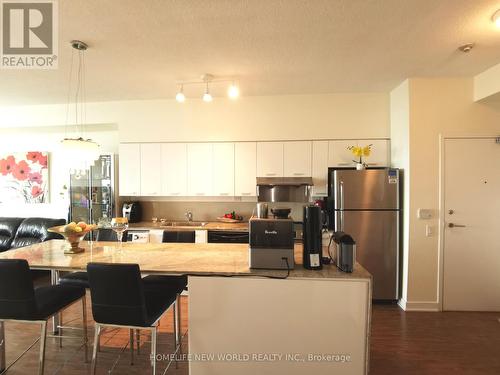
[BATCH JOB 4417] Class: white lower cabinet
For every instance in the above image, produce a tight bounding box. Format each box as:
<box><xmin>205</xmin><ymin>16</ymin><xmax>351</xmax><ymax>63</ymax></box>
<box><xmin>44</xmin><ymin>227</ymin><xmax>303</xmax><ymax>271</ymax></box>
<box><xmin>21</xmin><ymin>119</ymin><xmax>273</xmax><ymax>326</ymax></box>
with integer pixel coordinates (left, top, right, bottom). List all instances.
<box><xmin>188</xmin><ymin>143</ymin><xmax>213</xmax><ymax>196</ymax></box>
<box><xmin>118</xmin><ymin>143</ymin><xmax>141</xmax><ymax>196</ymax></box>
<box><xmin>312</xmin><ymin>140</ymin><xmax>329</xmax><ymax>196</ymax></box>
<box><xmin>161</xmin><ymin>143</ymin><xmax>187</xmax><ymax>196</ymax></box>
<box><xmin>140</xmin><ymin>143</ymin><xmax>161</xmax><ymax>196</ymax></box>
<box><xmin>234</xmin><ymin>142</ymin><xmax>257</xmax><ymax>196</ymax></box>
<box><xmin>212</xmin><ymin>143</ymin><xmax>235</xmax><ymax>197</ymax></box>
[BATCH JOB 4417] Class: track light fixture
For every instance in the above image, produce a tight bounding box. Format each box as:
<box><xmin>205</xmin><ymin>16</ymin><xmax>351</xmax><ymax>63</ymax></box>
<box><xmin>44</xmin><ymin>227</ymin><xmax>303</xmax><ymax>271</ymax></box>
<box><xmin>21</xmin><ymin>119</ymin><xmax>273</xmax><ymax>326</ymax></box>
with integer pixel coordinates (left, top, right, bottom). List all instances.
<box><xmin>175</xmin><ymin>74</ymin><xmax>240</xmax><ymax>102</ymax></box>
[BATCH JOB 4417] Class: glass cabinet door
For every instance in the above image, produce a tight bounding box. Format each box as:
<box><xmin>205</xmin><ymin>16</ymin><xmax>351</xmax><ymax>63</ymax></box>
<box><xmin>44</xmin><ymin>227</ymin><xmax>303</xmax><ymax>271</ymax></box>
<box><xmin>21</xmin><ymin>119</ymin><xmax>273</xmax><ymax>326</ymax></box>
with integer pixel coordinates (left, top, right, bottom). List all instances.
<box><xmin>70</xmin><ymin>172</ymin><xmax>91</xmax><ymax>224</ymax></box>
<box><xmin>90</xmin><ymin>155</ymin><xmax>113</xmax><ymax>226</ymax></box>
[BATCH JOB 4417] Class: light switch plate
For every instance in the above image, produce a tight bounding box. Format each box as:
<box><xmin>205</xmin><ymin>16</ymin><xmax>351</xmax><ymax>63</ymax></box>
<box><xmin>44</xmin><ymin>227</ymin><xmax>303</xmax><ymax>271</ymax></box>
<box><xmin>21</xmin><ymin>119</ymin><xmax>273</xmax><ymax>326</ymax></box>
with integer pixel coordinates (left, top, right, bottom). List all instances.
<box><xmin>425</xmin><ymin>225</ymin><xmax>433</xmax><ymax>237</ymax></box>
<box><xmin>417</xmin><ymin>208</ymin><xmax>432</xmax><ymax>220</ymax></box>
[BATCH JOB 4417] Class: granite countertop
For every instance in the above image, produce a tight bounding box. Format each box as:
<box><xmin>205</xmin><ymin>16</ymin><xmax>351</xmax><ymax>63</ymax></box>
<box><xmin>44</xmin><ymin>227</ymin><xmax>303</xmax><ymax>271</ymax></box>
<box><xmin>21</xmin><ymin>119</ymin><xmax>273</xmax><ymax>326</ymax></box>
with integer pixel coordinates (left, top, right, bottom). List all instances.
<box><xmin>0</xmin><ymin>240</ymin><xmax>370</xmax><ymax>281</ymax></box>
<box><xmin>129</xmin><ymin>221</ymin><xmax>249</xmax><ymax>232</ymax></box>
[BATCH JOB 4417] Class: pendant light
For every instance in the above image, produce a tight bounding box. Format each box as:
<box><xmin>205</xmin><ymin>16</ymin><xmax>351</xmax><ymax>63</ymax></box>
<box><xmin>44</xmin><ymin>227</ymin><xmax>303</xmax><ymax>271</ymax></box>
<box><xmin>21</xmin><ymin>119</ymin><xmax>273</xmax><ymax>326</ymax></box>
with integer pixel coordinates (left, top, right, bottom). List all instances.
<box><xmin>61</xmin><ymin>40</ymin><xmax>100</xmax><ymax>176</ymax></box>
<box><xmin>175</xmin><ymin>84</ymin><xmax>186</xmax><ymax>102</ymax></box>
<box><xmin>203</xmin><ymin>81</ymin><xmax>213</xmax><ymax>102</ymax></box>
<box><xmin>228</xmin><ymin>81</ymin><xmax>239</xmax><ymax>99</ymax></box>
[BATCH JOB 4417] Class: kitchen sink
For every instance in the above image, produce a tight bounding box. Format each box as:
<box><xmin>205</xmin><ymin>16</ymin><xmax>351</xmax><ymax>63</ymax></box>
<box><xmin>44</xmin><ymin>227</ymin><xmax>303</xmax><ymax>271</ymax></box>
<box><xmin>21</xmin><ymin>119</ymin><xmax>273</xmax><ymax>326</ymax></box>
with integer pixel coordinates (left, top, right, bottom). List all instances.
<box><xmin>161</xmin><ymin>221</ymin><xmax>208</xmax><ymax>227</ymax></box>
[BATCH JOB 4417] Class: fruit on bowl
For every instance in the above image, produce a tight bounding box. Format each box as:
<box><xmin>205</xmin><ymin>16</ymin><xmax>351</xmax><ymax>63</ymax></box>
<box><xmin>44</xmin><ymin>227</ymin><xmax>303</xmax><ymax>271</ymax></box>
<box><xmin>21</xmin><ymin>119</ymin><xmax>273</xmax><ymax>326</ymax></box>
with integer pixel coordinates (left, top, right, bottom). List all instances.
<box><xmin>48</xmin><ymin>222</ymin><xmax>97</xmax><ymax>254</ymax></box>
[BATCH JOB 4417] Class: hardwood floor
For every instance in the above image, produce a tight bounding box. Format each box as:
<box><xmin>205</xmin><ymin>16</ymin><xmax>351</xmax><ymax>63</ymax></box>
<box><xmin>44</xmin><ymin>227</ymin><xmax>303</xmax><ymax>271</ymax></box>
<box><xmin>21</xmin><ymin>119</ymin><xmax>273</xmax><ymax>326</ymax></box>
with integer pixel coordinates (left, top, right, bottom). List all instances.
<box><xmin>2</xmin><ymin>294</ymin><xmax>499</xmax><ymax>374</ymax></box>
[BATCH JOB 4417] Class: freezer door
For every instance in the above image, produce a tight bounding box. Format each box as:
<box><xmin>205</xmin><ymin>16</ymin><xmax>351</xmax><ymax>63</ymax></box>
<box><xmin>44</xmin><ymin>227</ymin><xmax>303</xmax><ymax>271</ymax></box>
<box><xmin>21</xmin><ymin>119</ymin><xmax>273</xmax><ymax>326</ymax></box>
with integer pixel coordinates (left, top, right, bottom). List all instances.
<box><xmin>334</xmin><ymin>169</ymin><xmax>399</xmax><ymax>210</ymax></box>
<box><xmin>338</xmin><ymin>210</ymin><xmax>399</xmax><ymax>300</ymax></box>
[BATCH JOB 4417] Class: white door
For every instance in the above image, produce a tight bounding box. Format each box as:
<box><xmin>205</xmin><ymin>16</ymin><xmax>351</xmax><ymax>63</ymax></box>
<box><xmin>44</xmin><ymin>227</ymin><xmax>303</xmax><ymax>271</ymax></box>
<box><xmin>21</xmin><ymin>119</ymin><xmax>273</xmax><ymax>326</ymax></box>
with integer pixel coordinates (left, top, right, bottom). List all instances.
<box><xmin>283</xmin><ymin>141</ymin><xmax>312</xmax><ymax>177</ymax></box>
<box><xmin>257</xmin><ymin>142</ymin><xmax>284</xmax><ymax>177</ymax></box>
<box><xmin>235</xmin><ymin>142</ymin><xmax>257</xmax><ymax>197</ymax></box>
<box><xmin>187</xmin><ymin>143</ymin><xmax>213</xmax><ymax>196</ymax></box>
<box><xmin>118</xmin><ymin>143</ymin><xmax>141</xmax><ymax>196</ymax></box>
<box><xmin>443</xmin><ymin>137</ymin><xmax>500</xmax><ymax>311</ymax></box>
<box><xmin>212</xmin><ymin>143</ymin><xmax>235</xmax><ymax>197</ymax></box>
<box><xmin>161</xmin><ymin>143</ymin><xmax>187</xmax><ymax>196</ymax></box>
<box><xmin>312</xmin><ymin>140</ymin><xmax>329</xmax><ymax>196</ymax></box>
<box><xmin>140</xmin><ymin>143</ymin><xmax>161</xmax><ymax>196</ymax></box>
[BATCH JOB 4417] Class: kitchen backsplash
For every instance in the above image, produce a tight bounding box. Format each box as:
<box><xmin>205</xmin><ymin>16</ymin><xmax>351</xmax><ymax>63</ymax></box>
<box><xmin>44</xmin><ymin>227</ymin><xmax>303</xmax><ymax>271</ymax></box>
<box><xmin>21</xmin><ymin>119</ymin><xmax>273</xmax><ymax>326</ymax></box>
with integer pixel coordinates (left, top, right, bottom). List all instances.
<box><xmin>138</xmin><ymin>201</ymin><xmax>308</xmax><ymax>222</ymax></box>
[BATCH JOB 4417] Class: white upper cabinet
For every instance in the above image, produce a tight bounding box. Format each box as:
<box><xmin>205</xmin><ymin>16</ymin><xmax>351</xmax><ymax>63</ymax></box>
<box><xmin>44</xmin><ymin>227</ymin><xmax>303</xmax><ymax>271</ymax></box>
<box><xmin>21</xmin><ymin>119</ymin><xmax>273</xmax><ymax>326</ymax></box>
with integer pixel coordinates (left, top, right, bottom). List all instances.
<box><xmin>212</xmin><ymin>143</ymin><xmax>235</xmax><ymax>197</ymax></box>
<box><xmin>234</xmin><ymin>142</ymin><xmax>257</xmax><ymax>196</ymax></box>
<box><xmin>187</xmin><ymin>143</ymin><xmax>213</xmax><ymax>196</ymax></box>
<box><xmin>119</xmin><ymin>143</ymin><xmax>141</xmax><ymax>196</ymax></box>
<box><xmin>257</xmin><ymin>142</ymin><xmax>284</xmax><ymax>177</ymax></box>
<box><xmin>328</xmin><ymin>140</ymin><xmax>356</xmax><ymax>167</ymax></box>
<box><xmin>363</xmin><ymin>139</ymin><xmax>390</xmax><ymax>167</ymax></box>
<box><xmin>311</xmin><ymin>141</ymin><xmax>329</xmax><ymax>196</ymax></box>
<box><xmin>140</xmin><ymin>144</ymin><xmax>162</xmax><ymax>196</ymax></box>
<box><xmin>328</xmin><ymin>139</ymin><xmax>390</xmax><ymax>167</ymax></box>
<box><xmin>161</xmin><ymin>143</ymin><xmax>187</xmax><ymax>196</ymax></box>
<box><xmin>284</xmin><ymin>141</ymin><xmax>312</xmax><ymax>177</ymax></box>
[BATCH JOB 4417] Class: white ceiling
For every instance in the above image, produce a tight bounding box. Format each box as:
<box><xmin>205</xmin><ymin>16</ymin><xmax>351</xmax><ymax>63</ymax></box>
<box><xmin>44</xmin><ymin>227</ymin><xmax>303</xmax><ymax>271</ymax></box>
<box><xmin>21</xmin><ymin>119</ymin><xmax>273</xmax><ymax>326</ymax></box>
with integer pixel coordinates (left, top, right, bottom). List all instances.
<box><xmin>1</xmin><ymin>0</ymin><xmax>500</xmax><ymax>105</ymax></box>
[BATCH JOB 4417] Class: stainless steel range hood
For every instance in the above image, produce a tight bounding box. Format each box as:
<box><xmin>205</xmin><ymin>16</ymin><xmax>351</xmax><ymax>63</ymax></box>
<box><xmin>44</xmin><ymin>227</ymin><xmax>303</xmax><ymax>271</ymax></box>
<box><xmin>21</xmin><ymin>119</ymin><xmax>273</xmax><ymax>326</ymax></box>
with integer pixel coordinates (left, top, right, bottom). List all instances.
<box><xmin>256</xmin><ymin>177</ymin><xmax>313</xmax><ymax>203</ymax></box>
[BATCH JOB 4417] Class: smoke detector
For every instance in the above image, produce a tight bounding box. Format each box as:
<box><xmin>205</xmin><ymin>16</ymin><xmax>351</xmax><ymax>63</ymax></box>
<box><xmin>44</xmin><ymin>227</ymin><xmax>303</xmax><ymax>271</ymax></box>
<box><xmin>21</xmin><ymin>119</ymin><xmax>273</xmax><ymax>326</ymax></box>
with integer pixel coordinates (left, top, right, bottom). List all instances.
<box><xmin>458</xmin><ymin>43</ymin><xmax>474</xmax><ymax>53</ymax></box>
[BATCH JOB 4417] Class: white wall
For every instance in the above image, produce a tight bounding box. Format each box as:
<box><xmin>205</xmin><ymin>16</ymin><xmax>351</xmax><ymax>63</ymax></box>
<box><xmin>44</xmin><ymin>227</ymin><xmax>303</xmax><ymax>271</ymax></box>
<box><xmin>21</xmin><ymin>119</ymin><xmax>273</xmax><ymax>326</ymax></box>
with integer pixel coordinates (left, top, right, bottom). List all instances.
<box><xmin>392</xmin><ymin>78</ymin><xmax>500</xmax><ymax>310</ymax></box>
<box><xmin>389</xmin><ymin>80</ymin><xmax>410</xmax><ymax>304</ymax></box>
<box><xmin>474</xmin><ymin>62</ymin><xmax>500</xmax><ymax>102</ymax></box>
<box><xmin>0</xmin><ymin>125</ymin><xmax>118</xmax><ymax>218</ymax></box>
<box><xmin>0</xmin><ymin>93</ymin><xmax>390</xmax><ymax>141</ymax></box>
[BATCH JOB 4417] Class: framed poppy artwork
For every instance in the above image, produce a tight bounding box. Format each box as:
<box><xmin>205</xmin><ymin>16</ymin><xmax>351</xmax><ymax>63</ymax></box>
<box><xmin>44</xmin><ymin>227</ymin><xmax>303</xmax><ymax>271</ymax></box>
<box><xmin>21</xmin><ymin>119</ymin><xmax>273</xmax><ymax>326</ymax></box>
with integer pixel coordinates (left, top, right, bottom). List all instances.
<box><xmin>0</xmin><ymin>152</ymin><xmax>49</xmax><ymax>204</ymax></box>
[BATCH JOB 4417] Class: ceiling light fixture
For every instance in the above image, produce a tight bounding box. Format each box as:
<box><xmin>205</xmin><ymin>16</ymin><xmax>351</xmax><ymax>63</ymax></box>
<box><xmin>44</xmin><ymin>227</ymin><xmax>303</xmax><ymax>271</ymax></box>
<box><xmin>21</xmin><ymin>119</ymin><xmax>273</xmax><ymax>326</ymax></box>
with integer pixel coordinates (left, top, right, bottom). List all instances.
<box><xmin>175</xmin><ymin>85</ymin><xmax>186</xmax><ymax>102</ymax></box>
<box><xmin>61</xmin><ymin>40</ymin><xmax>100</xmax><ymax>177</ymax></box>
<box><xmin>175</xmin><ymin>73</ymin><xmax>240</xmax><ymax>102</ymax></box>
<box><xmin>203</xmin><ymin>82</ymin><xmax>213</xmax><ymax>102</ymax></box>
<box><xmin>492</xmin><ymin>9</ymin><xmax>500</xmax><ymax>28</ymax></box>
<box><xmin>228</xmin><ymin>82</ymin><xmax>239</xmax><ymax>99</ymax></box>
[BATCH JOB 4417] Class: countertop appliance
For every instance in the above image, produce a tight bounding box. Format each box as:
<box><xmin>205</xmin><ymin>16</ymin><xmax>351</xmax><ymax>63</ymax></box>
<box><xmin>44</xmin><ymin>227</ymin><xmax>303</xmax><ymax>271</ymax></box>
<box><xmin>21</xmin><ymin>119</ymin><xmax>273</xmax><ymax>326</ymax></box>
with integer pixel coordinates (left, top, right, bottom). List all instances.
<box><xmin>332</xmin><ymin>231</ymin><xmax>356</xmax><ymax>273</ymax></box>
<box><xmin>122</xmin><ymin>201</ymin><xmax>142</xmax><ymax>223</ymax></box>
<box><xmin>302</xmin><ymin>205</ymin><xmax>322</xmax><ymax>270</ymax></box>
<box><xmin>249</xmin><ymin>217</ymin><xmax>294</xmax><ymax>270</ymax></box>
<box><xmin>270</xmin><ymin>208</ymin><xmax>291</xmax><ymax>219</ymax></box>
<box><xmin>69</xmin><ymin>154</ymin><xmax>114</xmax><ymax>240</ymax></box>
<box><xmin>329</xmin><ymin>168</ymin><xmax>400</xmax><ymax>300</ymax></box>
<box><xmin>208</xmin><ymin>230</ymin><xmax>249</xmax><ymax>244</ymax></box>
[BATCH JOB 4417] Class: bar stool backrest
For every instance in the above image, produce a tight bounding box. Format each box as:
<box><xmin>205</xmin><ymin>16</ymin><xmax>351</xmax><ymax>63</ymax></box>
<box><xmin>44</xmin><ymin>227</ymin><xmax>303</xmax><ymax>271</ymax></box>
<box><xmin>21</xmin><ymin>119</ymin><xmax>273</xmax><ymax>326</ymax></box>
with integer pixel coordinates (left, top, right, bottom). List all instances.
<box><xmin>0</xmin><ymin>259</ymin><xmax>36</xmax><ymax>319</ymax></box>
<box><xmin>87</xmin><ymin>262</ymin><xmax>147</xmax><ymax>326</ymax></box>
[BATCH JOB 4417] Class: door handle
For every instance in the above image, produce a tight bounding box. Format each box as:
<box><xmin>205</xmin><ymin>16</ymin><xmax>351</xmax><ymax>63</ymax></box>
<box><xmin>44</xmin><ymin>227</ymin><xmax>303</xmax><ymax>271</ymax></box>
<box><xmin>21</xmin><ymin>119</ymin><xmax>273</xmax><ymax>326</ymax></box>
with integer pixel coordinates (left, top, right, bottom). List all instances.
<box><xmin>448</xmin><ymin>223</ymin><xmax>466</xmax><ymax>228</ymax></box>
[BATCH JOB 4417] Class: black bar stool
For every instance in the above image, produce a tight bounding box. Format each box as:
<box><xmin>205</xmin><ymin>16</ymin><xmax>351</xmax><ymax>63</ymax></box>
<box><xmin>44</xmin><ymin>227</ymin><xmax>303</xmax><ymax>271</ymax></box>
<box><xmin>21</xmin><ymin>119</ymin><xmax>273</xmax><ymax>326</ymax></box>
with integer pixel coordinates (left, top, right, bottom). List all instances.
<box><xmin>87</xmin><ymin>262</ymin><xmax>179</xmax><ymax>375</ymax></box>
<box><xmin>0</xmin><ymin>259</ymin><xmax>88</xmax><ymax>374</ymax></box>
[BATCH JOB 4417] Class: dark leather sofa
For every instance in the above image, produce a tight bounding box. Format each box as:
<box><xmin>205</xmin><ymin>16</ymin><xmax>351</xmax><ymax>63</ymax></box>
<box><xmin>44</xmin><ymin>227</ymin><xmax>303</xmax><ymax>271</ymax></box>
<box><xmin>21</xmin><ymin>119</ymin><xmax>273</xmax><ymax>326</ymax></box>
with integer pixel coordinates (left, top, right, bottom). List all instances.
<box><xmin>0</xmin><ymin>217</ymin><xmax>66</xmax><ymax>252</ymax></box>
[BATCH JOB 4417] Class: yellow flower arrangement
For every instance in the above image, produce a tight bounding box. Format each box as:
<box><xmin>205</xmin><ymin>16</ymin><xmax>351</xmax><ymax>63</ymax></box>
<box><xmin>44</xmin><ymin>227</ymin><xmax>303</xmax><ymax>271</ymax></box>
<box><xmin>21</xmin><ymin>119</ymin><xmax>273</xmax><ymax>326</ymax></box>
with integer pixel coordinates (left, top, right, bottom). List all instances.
<box><xmin>347</xmin><ymin>144</ymin><xmax>372</xmax><ymax>165</ymax></box>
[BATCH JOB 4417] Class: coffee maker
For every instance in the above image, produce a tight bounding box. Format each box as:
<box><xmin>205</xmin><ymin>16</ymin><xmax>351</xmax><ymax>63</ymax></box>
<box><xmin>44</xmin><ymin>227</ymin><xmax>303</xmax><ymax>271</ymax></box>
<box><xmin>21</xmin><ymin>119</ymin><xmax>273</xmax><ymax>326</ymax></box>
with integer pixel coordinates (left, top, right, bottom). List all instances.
<box><xmin>302</xmin><ymin>205</ymin><xmax>323</xmax><ymax>270</ymax></box>
<box><xmin>122</xmin><ymin>201</ymin><xmax>142</xmax><ymax>223</ymax></box>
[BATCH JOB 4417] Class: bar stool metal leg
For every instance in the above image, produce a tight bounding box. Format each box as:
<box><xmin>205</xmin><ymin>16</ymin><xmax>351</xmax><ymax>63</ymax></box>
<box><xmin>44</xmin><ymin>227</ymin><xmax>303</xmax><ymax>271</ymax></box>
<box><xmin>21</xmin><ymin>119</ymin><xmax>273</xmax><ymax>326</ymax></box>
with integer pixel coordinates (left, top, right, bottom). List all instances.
<box><xmin>129</xmin><ymin>329</ymin><xmax>134</xmax><ymax>365</ymax></box>
<box><xmin>38</xmin><ymin>321</ymin><xmax>47</xmax><ymax>375</ymax></box>
<box><xmin>50</xmin><ymin>270</ymin><xmax>60</xmax><ymax>335</ymax></box>
<box><xmin>0</xmin><ymin>321</ymin><xmax>5</xmax><ymax>372</ymax></box>
<box><xmin>58</xmin><ymin>311</ymin><xmax>63</xmax><ymax>348</ymax></box>
<box><xmin>177</xmin><ymin>294</ymin><xmax>183</xmax><ymax>355</ymax></box>
<box><xmin>150</xmin><ymin>326</ymin><xmax>157</xmax><ymax>375</ymax></box>
<box><xmin>91</xmin><ymin>324</ymin><xmax>101</xmax><ymax>375</ymax></box>
<box><xmin>172</xmin><ymin>301</ymin><xmax>178</xmax><ymax>369</ymax></box>
<box><xmin>82</xmin><ymin>297</ymin><xmax>88</xmax><ymax>363</ymax></box>
<box><xmin>136</xmin><ymin>329</ymin><xmax>140</xmax><ymax>354</ymax></box>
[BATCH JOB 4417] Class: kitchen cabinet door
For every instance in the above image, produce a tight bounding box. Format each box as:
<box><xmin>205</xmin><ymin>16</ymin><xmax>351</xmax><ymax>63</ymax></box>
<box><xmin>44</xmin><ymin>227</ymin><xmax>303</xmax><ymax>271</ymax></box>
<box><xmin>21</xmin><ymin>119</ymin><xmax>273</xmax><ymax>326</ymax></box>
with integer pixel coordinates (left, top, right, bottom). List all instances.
<box><xmin>257</xmin><ymin>142</ymin><xmax>284</xmax><ymax>177</ymax></box>
<box><xmin>235</xmin><ymin>142</ymin><xmax>257</xmax><ymax>196</ymax></box>
<box><xmin>161</xmin><ymin>143</ymin><xmax>187</xmax><ymax>196</ymax></box>
<box><xmin>328</xmin><ymin>140</ymin><xmax>356</xmax><ymax>167</ymax></box>
<box><xmin>118</xmin><ymin>143</ymin><xmax>141</xmax><ymax>196</ymax></box>
<box><xmin>284</xmin><ymin>141</ymin><xmax>312</xmax><ymax>177</ymax></box>
<box><xmin>363</xmin><ymin>139</ymin><xmax>390</xmax><ymax>167</ymax></box>
<box><xmin>312</xmin><ymin>140</ymin><xmax>329</xmax><ymax>196</ymax></box>
<box><xmin>212</xmin><ymin>143</ymin><xmax>235</xmax><ymax>197</ymax></box>
<box><xmin>188</xmin><ymin>143</ymin><xmax>213</xmax><ymax>196</ymax></box>
<box><xmin>140</xmin><ymin>143</ymin><xmax>161</xmax><ymax>196</ymax></box>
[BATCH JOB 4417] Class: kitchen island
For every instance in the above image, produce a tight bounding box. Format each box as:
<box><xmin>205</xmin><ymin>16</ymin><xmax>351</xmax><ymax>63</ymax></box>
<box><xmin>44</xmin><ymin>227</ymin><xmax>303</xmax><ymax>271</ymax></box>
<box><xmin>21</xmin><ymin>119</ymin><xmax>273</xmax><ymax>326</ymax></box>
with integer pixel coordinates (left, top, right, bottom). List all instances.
<box><xmin>0</xmin><ymin>240</ymin><xmax>371</xmax><ymax>375</ymax></box>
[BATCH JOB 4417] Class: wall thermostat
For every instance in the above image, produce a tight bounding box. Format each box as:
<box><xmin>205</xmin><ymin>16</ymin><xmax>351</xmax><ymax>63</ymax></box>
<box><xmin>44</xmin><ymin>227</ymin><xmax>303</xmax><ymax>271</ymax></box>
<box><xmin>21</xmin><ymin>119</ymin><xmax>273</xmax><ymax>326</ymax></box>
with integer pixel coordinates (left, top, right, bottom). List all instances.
<box><xmin>417</xmin><ymin>209</ymin><xmax>432</xmax><ymax>220</ymax></box>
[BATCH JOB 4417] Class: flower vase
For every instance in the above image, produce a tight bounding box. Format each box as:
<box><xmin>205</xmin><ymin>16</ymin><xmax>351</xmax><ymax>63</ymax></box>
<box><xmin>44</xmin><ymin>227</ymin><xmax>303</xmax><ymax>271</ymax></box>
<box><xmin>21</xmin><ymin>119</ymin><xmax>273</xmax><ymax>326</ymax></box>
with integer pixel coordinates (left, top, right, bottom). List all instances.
<box><xmin>356</xmin><ymin>163</ymin><xmax>365</xmax><ymax>171</ymax></box>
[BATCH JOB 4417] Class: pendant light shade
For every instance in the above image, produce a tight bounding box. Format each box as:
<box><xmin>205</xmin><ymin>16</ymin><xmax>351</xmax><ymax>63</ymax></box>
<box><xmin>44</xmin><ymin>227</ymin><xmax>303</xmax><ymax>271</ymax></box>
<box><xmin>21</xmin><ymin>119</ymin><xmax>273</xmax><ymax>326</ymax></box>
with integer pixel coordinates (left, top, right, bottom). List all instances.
<box><xmin>60</xmin><ymin>137</ymin><xmax>100</xmax><ymax>176</ymax></box>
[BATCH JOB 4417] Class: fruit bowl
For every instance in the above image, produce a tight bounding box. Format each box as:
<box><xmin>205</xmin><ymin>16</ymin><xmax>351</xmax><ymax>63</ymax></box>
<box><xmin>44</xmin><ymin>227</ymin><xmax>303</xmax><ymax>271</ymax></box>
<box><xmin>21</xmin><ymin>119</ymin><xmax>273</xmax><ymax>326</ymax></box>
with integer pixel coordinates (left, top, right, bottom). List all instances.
<box><xmin>48</xmin><ymin>223</ymin><xmax>97</xmax><ymax>254</ymax></box>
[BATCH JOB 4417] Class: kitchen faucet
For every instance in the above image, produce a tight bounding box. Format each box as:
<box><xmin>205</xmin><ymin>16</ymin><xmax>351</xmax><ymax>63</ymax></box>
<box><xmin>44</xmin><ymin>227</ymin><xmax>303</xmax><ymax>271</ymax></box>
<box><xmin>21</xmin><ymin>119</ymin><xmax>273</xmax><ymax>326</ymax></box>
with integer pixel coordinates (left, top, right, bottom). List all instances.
<box><xmin>185</xmin><ymin>210</ymin><xmax>193</xmax><ymax>222</ymax></box>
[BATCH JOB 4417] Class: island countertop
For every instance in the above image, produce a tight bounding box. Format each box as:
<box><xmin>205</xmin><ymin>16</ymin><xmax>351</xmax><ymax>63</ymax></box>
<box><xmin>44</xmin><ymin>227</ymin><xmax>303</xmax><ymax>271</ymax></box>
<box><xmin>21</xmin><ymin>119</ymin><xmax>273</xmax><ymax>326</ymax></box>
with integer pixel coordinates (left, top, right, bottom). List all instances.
<box><xmin>129</xmin><ymin>221</ymin><xmax>250</xmax><ymax>232</ymax></box>
<box><xmin>0</xmin><ymin>240</ymin><xmax>370</xmax><ymax>280</ymax></box>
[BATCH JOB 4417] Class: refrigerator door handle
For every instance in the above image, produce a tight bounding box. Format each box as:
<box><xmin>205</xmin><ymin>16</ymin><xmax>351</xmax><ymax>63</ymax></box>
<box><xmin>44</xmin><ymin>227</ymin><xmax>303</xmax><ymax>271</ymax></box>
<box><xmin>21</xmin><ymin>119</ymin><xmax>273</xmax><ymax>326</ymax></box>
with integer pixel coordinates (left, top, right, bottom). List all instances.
<box><xmin>339</xmin><ymin>180</ymin><xmax>344</xmax><ymax>231</ymax></box>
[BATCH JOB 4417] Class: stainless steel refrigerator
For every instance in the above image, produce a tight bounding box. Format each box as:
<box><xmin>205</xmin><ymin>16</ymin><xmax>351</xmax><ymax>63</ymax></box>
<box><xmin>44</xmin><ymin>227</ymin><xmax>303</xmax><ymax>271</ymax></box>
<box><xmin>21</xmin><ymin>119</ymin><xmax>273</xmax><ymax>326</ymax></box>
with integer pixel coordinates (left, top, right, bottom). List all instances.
<box><xmin>330</xmin><ymin>168</ymin><xmax>400</xmax><ymax>300</ymax></box>
<box><xmin>69</xmin><ymin>154</ymin><xmax>115</xmax><ymax>237</ymax></box>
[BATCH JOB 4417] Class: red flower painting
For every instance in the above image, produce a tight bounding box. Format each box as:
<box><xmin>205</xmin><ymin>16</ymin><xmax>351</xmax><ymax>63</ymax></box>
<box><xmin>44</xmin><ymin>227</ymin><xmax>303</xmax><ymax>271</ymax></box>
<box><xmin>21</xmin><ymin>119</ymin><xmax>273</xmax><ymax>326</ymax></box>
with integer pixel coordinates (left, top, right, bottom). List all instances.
<box><xmin>0</xmin><ymin>156</ymin><xmax>16</xmax><ymax>176</ymax></box>
<box><xmin>0</xmin><ymin>152</ymin><xmax>49</xmax><ymax>204</ymax></box>
<box><xmin>12</xmin><ymin>160</ymin><xmax>31</xmax><ymax>181</ymax></box>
